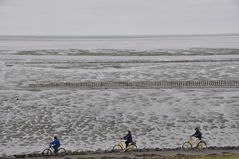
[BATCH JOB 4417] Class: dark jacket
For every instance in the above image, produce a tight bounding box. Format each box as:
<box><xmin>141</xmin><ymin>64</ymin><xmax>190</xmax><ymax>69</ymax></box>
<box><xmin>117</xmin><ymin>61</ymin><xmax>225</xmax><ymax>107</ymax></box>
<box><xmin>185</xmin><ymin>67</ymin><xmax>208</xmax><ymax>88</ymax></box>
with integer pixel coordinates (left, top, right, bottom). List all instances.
<box><xmin>192</xmin><ymin>130</ymin><xmax>202</xmax><ymax>140</ymax></box>
<box><xmin>122</xmin><ymin>132</ymin><xmax>133</xmax><ymax>143</ymax></box>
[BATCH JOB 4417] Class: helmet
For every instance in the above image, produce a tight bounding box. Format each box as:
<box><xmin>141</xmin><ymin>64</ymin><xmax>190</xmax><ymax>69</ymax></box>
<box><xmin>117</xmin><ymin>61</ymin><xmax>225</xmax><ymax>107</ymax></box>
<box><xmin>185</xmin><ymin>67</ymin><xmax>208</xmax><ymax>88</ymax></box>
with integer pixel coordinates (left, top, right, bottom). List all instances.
<box><xmin>128</xmin><ymin>128</ymin><xmax>132</xmax><ymax>132</ymax></box>
<box><xmin>53</xmin><ymin>134</ymin><xmax>58</xmax><ymax>137</ymax></box>
<box><xmin>195</xmin><ymin>126</ymin><xmax>200</xmax><ymax>131</ymax></box>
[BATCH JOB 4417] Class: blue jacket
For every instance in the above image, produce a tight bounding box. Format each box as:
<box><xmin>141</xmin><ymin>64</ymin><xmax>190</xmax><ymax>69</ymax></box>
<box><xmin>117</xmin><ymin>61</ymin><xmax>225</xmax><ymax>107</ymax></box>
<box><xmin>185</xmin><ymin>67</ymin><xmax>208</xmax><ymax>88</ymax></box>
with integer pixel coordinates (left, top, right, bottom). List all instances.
<box><xmin>50</xmin><ymin>139</ymin><xmax>61</xmax><ymax>147</ymax></box>
<box><xmin>123</xmin><ymin>133</ymin><xmax>132</xmax><ymax>142</ymax></box>
<box><xmin>192</xmin><ymin>130</ymin><xmax>202</xmax><ymax>140</ymax></box>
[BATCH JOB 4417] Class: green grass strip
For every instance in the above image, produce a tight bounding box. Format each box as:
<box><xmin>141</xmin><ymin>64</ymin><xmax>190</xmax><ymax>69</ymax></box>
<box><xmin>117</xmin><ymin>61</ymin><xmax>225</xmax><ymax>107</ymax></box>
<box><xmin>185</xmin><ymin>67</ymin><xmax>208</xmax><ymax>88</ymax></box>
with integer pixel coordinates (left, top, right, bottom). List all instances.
<box><xmin>195</xmin><ymin>154</ymin><xmax>239</xmax><ymax>159</ymax></box>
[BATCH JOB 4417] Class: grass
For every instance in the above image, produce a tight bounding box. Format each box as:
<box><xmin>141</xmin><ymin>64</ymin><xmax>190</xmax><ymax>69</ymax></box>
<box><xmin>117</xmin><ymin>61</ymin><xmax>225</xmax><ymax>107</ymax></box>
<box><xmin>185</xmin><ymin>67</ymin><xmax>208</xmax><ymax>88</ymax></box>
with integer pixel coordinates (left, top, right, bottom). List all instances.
<box><xmin>194</xmin><ymin>154</ymin><xmax>239</xmax><ymax>159</ymax></box>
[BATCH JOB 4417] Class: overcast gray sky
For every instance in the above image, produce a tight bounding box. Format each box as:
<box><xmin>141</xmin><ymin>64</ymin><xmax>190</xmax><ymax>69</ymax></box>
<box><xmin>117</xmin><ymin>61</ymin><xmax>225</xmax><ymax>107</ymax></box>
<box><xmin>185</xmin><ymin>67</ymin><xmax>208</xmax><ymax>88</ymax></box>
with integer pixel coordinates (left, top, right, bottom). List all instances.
<box><xmin>0</xmin><ymin>0</ymin><xmax>238</xmax><ymax>36</ymax></box>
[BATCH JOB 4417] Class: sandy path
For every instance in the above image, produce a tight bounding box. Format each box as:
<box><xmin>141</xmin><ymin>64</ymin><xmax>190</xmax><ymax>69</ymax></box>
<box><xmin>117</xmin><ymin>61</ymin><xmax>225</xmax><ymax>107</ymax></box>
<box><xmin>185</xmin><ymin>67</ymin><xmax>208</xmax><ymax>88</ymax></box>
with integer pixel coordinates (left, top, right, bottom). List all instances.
<box><xmin>9</xmin><ymin>148</ymin><xmax>239</xmax><ymax>159</ymax></box>
<box><xmin>63</xmin><ymin>149</ymin><xmax>239</xmax><ymax>159</ymax></box>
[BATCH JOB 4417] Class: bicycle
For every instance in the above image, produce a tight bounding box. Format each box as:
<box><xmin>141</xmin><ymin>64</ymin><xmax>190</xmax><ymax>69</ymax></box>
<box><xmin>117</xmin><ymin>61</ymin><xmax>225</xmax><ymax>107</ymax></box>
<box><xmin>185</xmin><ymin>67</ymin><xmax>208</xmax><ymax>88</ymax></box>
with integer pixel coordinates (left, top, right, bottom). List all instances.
<box><xmin>112</xmin><ymin>139</ymin><xmax>137</xmax><ymax>152</ymax></box>
<box><xmin>182</xmin><ymin>136</ymin><xmax>207</xmax><ymax>151</ymax></box>
<box><xmin>42</xmin><ymin>145</ymin><xmax>67</xmax><ymax>157</ymax></box>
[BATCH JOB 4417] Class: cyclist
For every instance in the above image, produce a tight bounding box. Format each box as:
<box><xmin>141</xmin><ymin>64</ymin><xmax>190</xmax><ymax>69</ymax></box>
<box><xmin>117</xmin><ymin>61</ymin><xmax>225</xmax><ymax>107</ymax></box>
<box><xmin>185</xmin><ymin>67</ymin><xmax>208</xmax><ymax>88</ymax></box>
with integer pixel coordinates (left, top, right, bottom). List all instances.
<box><xmin>50</xmin><ymin>134</ymin><xmax>61</xmax><ymax>153</ymax></box>
<box><xmin>121</xmin><ymin>128</ymin><xmax>133</xmax><ymax>148</ymax></box>
<box><xmin>191</xmin><ymin>127</ymin><xmax>202</xmax><ymax>140</ymax></box>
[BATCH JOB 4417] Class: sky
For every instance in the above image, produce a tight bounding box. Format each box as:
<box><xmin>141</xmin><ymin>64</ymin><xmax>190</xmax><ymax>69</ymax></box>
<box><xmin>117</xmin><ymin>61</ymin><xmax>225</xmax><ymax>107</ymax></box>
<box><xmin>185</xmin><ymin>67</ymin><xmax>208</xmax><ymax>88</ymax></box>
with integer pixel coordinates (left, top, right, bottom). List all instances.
<box><xmin>0</xmin><ymin>0</ymin><xmax>238</xmax><ymax>36</ymax></box>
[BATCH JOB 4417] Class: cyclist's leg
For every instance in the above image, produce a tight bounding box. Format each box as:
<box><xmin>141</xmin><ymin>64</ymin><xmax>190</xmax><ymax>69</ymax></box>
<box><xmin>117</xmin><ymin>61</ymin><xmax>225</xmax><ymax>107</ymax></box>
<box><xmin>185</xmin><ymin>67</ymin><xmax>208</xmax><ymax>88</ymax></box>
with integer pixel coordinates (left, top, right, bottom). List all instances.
<box><xmin>53</xmin><ymin>145</ymin><xmax>59</xmax><ymax>153</ymax></box>
<box><xmin>125</xmin><ymin>141</ymin><xmax>129</xmax><ymax>148</ymax></box>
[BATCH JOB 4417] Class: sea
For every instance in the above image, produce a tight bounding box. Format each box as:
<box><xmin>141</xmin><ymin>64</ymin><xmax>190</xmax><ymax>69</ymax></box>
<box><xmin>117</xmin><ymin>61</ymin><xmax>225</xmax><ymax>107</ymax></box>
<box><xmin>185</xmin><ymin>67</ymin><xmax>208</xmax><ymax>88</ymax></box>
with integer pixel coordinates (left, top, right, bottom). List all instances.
<box><xmin>0</xmin><ymin>34</ymin><xmax>239</xmax><ymax>55</ymax></box>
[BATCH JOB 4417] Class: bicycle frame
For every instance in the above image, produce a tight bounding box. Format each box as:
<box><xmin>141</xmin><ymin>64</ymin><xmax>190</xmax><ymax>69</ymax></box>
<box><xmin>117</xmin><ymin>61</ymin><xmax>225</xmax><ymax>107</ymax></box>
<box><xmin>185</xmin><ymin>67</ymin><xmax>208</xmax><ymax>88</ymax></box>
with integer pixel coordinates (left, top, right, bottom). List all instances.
<box><xmin>117</xmin><ymin>140</ymin><xmax>126</xmax><ymax>149</ymax></box>
<box><xmin>118</xmin><ymin>140</ymin><xmax>137</xmax><ymax>150</ymax></box>
<box><xmin>188</xmin><ymin>137</ymin><xmax>199</xmax><ymax>148</ymax></box>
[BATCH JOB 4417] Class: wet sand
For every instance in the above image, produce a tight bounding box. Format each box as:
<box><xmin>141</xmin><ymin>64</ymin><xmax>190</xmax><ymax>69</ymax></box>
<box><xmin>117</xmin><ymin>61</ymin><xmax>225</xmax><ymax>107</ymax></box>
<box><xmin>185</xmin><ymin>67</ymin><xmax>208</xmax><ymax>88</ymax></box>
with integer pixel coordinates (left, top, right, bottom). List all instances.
<box><xmin>1</xmin><ymin>53</ymin><xmax>239</xmax><ymax>155</ymax></box>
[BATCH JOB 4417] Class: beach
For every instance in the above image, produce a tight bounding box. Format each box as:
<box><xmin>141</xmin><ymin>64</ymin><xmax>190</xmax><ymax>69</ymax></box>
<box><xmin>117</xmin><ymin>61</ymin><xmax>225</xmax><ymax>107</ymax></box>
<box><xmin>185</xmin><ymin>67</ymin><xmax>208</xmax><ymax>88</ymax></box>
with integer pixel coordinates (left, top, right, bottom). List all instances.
<box><xmin>0</xmin><ymin>35</ymin><xmax>239</xmax><ymax>156</ymax></box>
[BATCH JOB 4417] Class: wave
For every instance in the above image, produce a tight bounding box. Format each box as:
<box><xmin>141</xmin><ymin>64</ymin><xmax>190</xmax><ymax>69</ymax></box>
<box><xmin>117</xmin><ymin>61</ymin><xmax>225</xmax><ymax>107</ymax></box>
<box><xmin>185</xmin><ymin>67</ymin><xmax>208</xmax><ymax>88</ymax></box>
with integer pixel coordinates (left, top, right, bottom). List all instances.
<box><xmin>1</xmin><ymin>48</ymin><xmax>239</xmax><ymax>56</ymax></box>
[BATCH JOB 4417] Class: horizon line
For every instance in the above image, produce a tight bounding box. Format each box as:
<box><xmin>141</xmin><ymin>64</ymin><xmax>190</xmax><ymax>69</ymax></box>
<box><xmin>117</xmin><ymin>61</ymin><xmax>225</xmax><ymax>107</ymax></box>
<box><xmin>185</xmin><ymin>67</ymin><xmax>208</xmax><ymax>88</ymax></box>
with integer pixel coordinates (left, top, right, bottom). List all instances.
<box><xmin>0</xmin><ymin>33</ymin><xmax>239</xmax><ymax>38</ymax></box>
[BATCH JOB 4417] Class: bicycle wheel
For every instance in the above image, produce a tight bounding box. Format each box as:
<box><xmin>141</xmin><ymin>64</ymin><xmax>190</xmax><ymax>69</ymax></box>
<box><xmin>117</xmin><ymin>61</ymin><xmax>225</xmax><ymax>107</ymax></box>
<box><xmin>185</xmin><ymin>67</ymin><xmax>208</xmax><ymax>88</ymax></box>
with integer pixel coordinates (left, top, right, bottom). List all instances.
<box><xmin>182</xmin><ymin>142</ymin><xmax>192</xmax><ymax>151</ymax></box>
<box><xmin>197</xmin><ymin>141</ymin><xmax>207</xmax><ymax>150</ymax></box>
<box><xmin>42</xmin><ymin>148</ymin><xmax>52</xmax><ymax>157</ymax></box>
<box><xmin>125</xmin><ymin>144</ymin><xmax>137</xmax><ymax>152</ymax></box>
<box><xmin>57</xmin><ymin>148</ymin><xmax>67</xmax><ymax>156</ymax></box>
<box><xmin>112</xmin><ymin>144</ymin><xmax>123</xmax><ymax>152</ymax></box>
